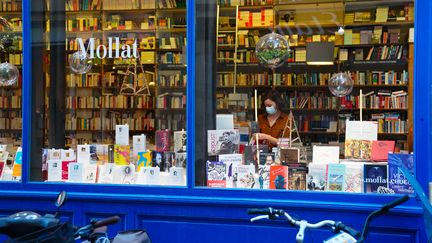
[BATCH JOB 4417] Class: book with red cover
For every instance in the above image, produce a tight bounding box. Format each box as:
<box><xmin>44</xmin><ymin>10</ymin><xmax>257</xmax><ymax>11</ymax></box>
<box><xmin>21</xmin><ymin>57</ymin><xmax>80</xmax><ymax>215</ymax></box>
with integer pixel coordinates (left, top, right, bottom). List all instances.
<box><xmin>269</xmin><ymin>165</ymin><xmax>288</xmax><ymax>190</ymax></box>
<box><xmin>61</xmin><ymin>161</ymin><xmax>75</xmax><ymax>181</ymax></box>
<box><xmin>371</xmin><ymin>140</ymin><xmax>395</xmax><ymax>161</ymax></box>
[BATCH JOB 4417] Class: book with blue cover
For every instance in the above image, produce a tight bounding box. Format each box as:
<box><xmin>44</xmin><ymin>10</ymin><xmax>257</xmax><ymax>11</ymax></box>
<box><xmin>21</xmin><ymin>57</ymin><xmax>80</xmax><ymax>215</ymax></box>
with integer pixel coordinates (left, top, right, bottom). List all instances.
<box><xmin>364</xmin><ymin>163</ymin><xmax>388</xmax><ymax>193</ymax></box>
<box><xmin>327</xmin><ymin>164</ymin><xmax>346</xmax><ymax>192</ymax></box>
<box><xmin>388</xmin><ymin>153</ymin><xmax>414</xmax><ymax>194</ymax></box>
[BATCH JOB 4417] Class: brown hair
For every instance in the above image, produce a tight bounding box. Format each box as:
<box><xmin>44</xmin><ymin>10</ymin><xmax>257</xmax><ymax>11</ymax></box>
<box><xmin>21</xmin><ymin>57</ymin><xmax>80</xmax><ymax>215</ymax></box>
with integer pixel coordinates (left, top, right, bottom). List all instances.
<box><xmin>262</xmin><ymin>89</ymin><xmax>284</xmax><ymax>110</ymax></box>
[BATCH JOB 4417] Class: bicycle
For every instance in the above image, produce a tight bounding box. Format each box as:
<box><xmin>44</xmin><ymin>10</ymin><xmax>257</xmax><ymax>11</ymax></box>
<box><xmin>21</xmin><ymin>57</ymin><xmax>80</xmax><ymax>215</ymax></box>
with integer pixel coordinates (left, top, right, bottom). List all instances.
<box><xmin>247</xmin><ymin>194</ymin><xmax>409</xmax><ymax>243</ymax></box>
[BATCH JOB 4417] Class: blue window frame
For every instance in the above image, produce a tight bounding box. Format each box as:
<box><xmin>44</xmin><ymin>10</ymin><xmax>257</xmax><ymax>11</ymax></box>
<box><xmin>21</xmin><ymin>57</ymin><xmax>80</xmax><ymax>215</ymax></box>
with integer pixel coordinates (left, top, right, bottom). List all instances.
<box><xmin>11</xmin><ymin>0</ymin><xmax>432</xmax><ymax>208</ymax></box>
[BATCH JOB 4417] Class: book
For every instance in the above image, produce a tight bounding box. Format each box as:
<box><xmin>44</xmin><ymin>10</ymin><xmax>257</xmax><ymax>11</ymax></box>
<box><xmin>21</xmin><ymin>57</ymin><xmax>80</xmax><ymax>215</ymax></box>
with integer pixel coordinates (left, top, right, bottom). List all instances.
<box><xmin>259</xmin><ymin>152</ymin><xmax>275</xmax><ymax>166</ymax></box>
<box><xmin>113</xmin><ymin>145</ymin><xmax>131</xmax><ymax>166</ymax></box>
<box><xmin>173</xmin><ymin>130</ymin><xmax>187</xmax><ymax>152</ymax></box>
<box><xmin>327</xmin><ymin>164</ymin><xmax>346</xmax><ymax>191</ymax></box>
<box><xmin>175</xmin><ymin>152</ymin><xmax>186</xmax><ymax>168</ymax></box>
<box><xmin>47</xmin><ymin>160</ymin><xmax>62</xmax><ymax>182</ymax></box>
<box><xmin>77</xmin><ymin>145</ymin><xmax>91</xmax><ymax>164</ymax></box>
<box><xmin>113</xmin><ymin>164</ymin><xmax>135</xmax><ymax>184</ymax></box>
<box><xmin>68</xmin><ymin>162</ymin><xmax>84</xmax><ymax>183</ymax></box>
<box><xmin>0</xmin><ymin>161</ymin><xmax>5</xmax><ymax>180</ymax></box>
<box><xmin>388</xmin><ymin>153</ymin><xmax>414</xmax><ymax>194</ymax></box>
<box><xmin>371</xmin><ymin>141</ymin><xmax>395</xmax><ymax>161</ymax></box>
<box><xmin>312</xmin><ymin>146</ymin><xmax>339</xmax><ymax>164</ymax></box>
<box><xmin>269</xmin><ymin>165</ymin><xmax>289</xmax><ymax>190</ymax></box>
<box><xmin>207</xmin><ymin>129</ymin><xmax>240</xmax><ymax>156</ymax></box>
<box><xmin>115</xmin><ymin>124</ymin><xmax>129</xmax><ymax>145</ymax></box>
<box><xmin>218</xmin><ymin>153</ymin><xmax>243</xmax><ymax>187</ymax></box>
<box><xmin>84</xmin><ymin>164</ymin><xmax>97</xmax><ymax>183</ymax></box>
<box><xmin>152</xmin><ymin>151</ymin><xmax>163</xmax><ymax>168</ymax></box>
<box><xmin>61</xmin><ymin>161</ymin><xmax>75</xmax><ymax>181</ymax></box>
<box><xmin>345</xmin><ymin>140</ymin><xmax>372</xmax><ymax>160</ymax></box>
<box><xmin>279</xmin><ymin>148</ymin><xmax>299</xmax><ymax>164</ymax></box>
<box><xmin>98</xmin><ymin>164</ymin><xmax>116</xmax><ymax>184</ymax></box>
<box><xmin>169</xmin><ymin>167</ymin><xmax>186</xmax><ymax>186</ymax></box>
<box><xmin>207</xmin><ymin>161</ymin><xmax>226</xmax><ymax>188</ymax></box>
<box><xmin>364</xmin><ymin>163</ymin><xmax>388</xmax><ymax>193</ymax></box>
<box><xmin>132</xmin><ymin>134</ymin><xmax>146</xmax><ymax>159</ymax></box>
<box><xmin>341</xmin><ymin>161</ymin><xmax>364</xmax><ymax>193</ymax></box>
<box><xmin>307</xmin><ymin>163</ymin><xmax>327</xmax><ymax>191</ymax></box>
<box><xmin>61</xmin><ymin>149</ymin><xmax>75</xmax><ymax>161</ymax></box>
<box><xmin>156</xmin><ymin>130</ymin><xmax>172</xmax><ymax>152</ymax></box>
<box><xmin>288</xmin><ymin>164</ymin><xmax>307</xmax><ymax>190</ymax></box>
<box><xmin>137</xmin><ymin>151</ymin><xmax>152</xmax><ymax>172</ymax></box>
<box><xmin>258</xmin><ymin>165</ymin><xmax>270</xmax><ymax>189</ymax></box>
<box><xmin>95</xmin><ymin>145</ymin><xmax>109</xmax><ymax>165</ymax></box>
<box><xmin>235</xmin><ymin>164</ymin><xmax>256</xmax><ymax>189</ymax></box>
<box><xmin>163</xmin><ymin>152</ymin><xmax>175</xmax><ymax>172</ymax></box>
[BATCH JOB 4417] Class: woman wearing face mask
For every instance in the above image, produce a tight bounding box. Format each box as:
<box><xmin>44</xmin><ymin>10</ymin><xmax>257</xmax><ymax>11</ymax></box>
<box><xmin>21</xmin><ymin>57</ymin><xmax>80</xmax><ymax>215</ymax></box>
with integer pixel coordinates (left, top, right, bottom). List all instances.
<box><xmin>254</xmin><ymin>89</ymin><xmax>288</xmax><ymax>149</ymax></box>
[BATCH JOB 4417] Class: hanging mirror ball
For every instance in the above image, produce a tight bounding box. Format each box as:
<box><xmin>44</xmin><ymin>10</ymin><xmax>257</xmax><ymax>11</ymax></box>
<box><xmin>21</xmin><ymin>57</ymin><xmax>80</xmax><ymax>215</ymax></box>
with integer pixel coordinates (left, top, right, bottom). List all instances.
<box><xmin>0</xmin><ymin>62</ymin><xmax>19</xmax><ymax>86</ymax></box>
<box><xmin>69</xmin><ymin>51</ymin><xmax>92</xmax><ymax>74</ymax></box>
<box><xmin>328</xmin><ymin>72</ymin><xmax>354</xmax><ymax>97</ymax></box>
<box><xmin>255</xmin><ymin>32</ymin><xmax>290</xmax><ymax>69</ymax></box>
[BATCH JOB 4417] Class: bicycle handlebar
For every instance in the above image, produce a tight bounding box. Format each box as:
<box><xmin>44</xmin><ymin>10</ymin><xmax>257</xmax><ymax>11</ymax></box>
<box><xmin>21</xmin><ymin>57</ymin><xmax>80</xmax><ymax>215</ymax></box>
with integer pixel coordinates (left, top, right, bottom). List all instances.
<box><xmin>93</xmin><ymin>216</ymin><xmax>121</xmax><ymax>228</ymax></box>
<box><xmin>381</xmin><ymin>194</ymin><xmax>409</xmax><ymax>212</ymax></box>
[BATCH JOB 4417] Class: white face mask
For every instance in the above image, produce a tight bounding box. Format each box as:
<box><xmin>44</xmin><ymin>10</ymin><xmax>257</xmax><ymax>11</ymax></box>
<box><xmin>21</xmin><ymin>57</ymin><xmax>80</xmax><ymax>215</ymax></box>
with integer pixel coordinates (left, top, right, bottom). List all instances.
<box><xmin>265</xmin><ymin>105</ymin><xmax>277</xmax><ymax>115</ymax></box>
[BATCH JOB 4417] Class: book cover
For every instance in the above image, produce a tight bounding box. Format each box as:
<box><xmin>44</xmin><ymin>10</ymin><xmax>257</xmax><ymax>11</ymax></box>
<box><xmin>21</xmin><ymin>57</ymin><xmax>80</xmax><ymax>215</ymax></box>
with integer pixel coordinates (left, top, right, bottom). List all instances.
<box><xmin>113</xmin><ymin>164</ymin><xmax>135</xmax><ymax>184</ymax></box>
<box><xmin>279</xmin><ymin>148</ymin><xmax>300</xmax><ymax>164</ymax></box>
<box><xmin>156</xmin><ymin>130</ymin><xmax>172</xmax><ymax>152</ymax></box>
<box><xmin>132</xmin><ymin>134</ymin><xmax>146</xmax><ymax>159</ymax></box>
<box><xmin>207</xmin><ymin>161</ymin><xmax>226</xmax><ymax>188</ymax></box>
<box><xmin>115</xmin><ymin>124</ymin><xmax>129</xmax><ymax>145</ymax></box>
<box><xmin>258</xmin><ymin>165</ymin><xmax>270</xmax><ymax>189</ymax></box>
<box><xmin>364</xmin><ymin>164</ymin><xmax>388</xmax><ymax>193</ymax></box>
<box><xmin>77</xmin><ymin>145</ymin><xmax>91</xmax><ymax>164</ymax></box>
<box><xmin>269</xmin><ymin>165</ymin><xmax>289</xmax><ymax>190</ymax></box>
<box><xmin>0</xmin><ymin>161</ymin><xmax>5</xmax><ymax>179</ymax></box>
<box><xmin>371</xmin><ymin>140</ymin><xmax>395</xmax><ymax>161</ymax></box>
<box><xmin>345</xmin><ymin>139</ymin><xmax>372</xmax><ymax>160</ymax></box>
<box><xmin>68</xmin><ymin>162</ymin><xmax>84</xmax><ymax>183</ymax></box>
<box><xmin>312</xmin><ymin>146</ymin><xmax>339</xmax><ymax>164</ymax></box>
<box><xmin>61</xmin><ymin>149</ymin><xmax>75</xmax><ymax>161</ymax></box>
<box><xmin>62</xmin><ymin>161</ymin><xmax>75</xmax><ymax>181</ymax></box>
<box><xmin>341</xmin><ymin>161</ymin><xmax>364</xmax><ymax>193</ymax></box>
<box><xmin>152</xmin><ymin>151</ymin><xmax>163</xmax><ymax>168</ymax></box>
<box><xmin>207</xmin><ymin>129</ymin><xmax>240</xmax><ymax>156</ymax></box>
<box><xmin>137</xmin><ymin>151</ymin><xmax>152</xmax><ymax>172</ymax></box>
<box><xmin>307</xmin><ymin>163</ymin><xmax>327</xmax><ymax>191</ymax></box>
<box><xmin>163</xmin><ymin>152</ymin><xmax>175</xmax><ymax>172</ymax></box>
<box><xmin>175</xmin><ymin>152</ymin><xmax>187</xmax><ymax>168</ymax></box>
<box><xmin>218</xmin><ymin>153</ymin><xmax>243</xmax><ymax>187</ymax></box>
<box><xmin>84</xmin><ymin>164</ymin><xmax>97</xmax><ymax>183</ymax></box>
<box><xmin>47</xmin><ymin>160</ymin><xmax>62</xmax><ymax>182</ymax></box>
<box><xmin>12</xmin><ymin>147</ymin><xmax>22</xmax><ymax>178</ymax></box>
<box><xmin>259</xmin><ymin>152</ymin><xmax>275</xmax><ymax>166</ymax></box>
<box><xmin>327</xmin><ymin>164</ymin><xmax>346</xmax><ymax>192</ymax></box>
<box><xmin>173</xmin><ymin>130</ymin><xmax>187</xmax><ymax>152</ymax></box>
<box><xmin>288</xmin><ymin>164</ymin><xmax>307</xmax><ymax>190</ymax></box>
<box><xmin>114</xmin><ymin>145</ymin><xmax>131</xmax><ymax>166</ymax></box>
<box><xmin>96</xmin><ymin>144</ymin><xmax>109</xmax><ymax>165</ymax></box>
<box><xmin>244</xmin><ymin>145</ymin><xmax>268</xmax><ymax>172</ymax></box>
<box><xmin>89</xmin><ymin>145</ymin><xmax>98</xmax><ymax>164</ymax></box>
<box><xmin>388</xmin><ymin>153</ymin><xmax>414</xmax><ymax>194</ymax></box>
<box><xmin>235</xmin><ymin>164</ymin><xmax>256</xmax><ymax>189</ymax></box>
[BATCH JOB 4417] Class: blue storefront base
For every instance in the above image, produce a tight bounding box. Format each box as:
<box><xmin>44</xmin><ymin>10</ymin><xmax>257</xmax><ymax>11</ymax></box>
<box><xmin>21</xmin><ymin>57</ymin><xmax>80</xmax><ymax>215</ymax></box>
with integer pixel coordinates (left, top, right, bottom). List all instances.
<box><xmin>0</xmin><ymin>0</ymin><xmax>430</xmax><ymax>242</ymax></box>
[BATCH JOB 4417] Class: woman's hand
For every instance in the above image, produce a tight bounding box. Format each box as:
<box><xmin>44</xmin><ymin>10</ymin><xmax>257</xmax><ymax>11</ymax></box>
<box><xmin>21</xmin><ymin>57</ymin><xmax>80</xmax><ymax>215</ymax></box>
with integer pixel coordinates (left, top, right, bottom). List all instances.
<box><xmin>253</xmin><ymin>133</ymin><xmax>270</xmax><ymax>141</ymax></box>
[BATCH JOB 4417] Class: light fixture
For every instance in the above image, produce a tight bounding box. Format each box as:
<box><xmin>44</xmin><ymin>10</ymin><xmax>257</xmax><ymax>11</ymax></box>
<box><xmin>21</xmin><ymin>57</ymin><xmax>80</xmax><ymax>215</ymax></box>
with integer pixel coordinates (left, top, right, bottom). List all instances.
<box><xmin>306</xmin><ymin>42</ymin><xmax>335</xmax><ymax>65</ymax></box>
<box><xmin>336</xmin><ymin>26</ymin><xmax>345</xmax><ymax>35</ymax></box>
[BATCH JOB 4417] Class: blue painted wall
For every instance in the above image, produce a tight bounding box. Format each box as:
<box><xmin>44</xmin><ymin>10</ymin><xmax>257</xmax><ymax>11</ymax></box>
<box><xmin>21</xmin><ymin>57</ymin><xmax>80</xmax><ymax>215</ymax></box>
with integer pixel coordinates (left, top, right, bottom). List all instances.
<box><xmin>0</xmin><ymin>0</ymin><xmax>430</xmax><ymax>242</ymax></box>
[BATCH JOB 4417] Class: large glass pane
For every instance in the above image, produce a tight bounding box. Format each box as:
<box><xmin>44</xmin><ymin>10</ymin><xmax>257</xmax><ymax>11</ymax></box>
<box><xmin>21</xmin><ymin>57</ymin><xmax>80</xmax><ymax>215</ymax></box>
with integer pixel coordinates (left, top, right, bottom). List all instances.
<box><xmin>30</xmin><ymin>0</ymin><xmax>187</xmax><ymax>186</ymax></box>
<box><xmin>0</xmin><ymin>1</ymin><xmax>22</xmax><ymax>182</ymax></box>
<box><xmin>204</xmin><ymin>0</ymin><xmax>415</xmax><ymax>194</ymax></box>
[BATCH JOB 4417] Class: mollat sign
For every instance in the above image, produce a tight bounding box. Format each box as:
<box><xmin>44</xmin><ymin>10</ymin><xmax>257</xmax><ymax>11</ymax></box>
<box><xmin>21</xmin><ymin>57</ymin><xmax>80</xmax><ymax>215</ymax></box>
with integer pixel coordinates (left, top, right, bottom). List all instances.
<box><xmin>77</xmin><ymin>37</ymin><xmax>138</xmax><ymax>59</ymax></box>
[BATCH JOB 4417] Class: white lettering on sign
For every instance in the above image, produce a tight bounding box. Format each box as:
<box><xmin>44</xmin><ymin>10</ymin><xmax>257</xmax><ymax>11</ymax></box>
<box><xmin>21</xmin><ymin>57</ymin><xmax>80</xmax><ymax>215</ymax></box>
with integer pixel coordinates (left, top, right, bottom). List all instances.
<box><xmin>76</xmin><ymin>37</ymin><xmax>138</xmax><ymax>59</ymax></box>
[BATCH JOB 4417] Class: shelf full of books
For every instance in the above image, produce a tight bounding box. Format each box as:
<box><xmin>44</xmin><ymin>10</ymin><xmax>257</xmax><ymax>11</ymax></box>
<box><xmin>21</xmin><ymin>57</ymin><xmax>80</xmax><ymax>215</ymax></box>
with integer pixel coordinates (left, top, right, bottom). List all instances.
<box><xmin>48</xmin><ymin>0</ymin><xmax>188</xmax><ymax>148</ymax></box>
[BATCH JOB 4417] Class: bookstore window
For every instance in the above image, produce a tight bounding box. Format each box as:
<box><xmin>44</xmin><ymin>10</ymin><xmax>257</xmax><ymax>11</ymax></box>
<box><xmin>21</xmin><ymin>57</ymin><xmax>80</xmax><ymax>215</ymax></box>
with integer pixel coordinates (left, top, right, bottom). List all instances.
<box><xmin>0</xmin><ymin>1</ymin><xmax>23</xmax><ymax>182</ymax></box>
<box><xmin>205</xmin><ymin>0</ymin><xmax>415</xmax><ymax>194</ymax></box>
<box><xmin>31</xmin><ymin>0</ymin><xmax>187</xmax><ymax>186</ymax></box>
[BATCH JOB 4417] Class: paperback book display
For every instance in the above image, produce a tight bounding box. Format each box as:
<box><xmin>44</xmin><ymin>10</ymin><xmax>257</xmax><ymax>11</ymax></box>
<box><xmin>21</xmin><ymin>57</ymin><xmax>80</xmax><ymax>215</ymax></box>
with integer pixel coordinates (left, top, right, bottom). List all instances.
<box><xmin>42</xmin><ymin>125</ymin><xmax>187</xmax><ymax>186</ymax></box>
<box><xmin>205</xmin><ymin>122</ymin><xmax>413</xmax><ymax>194</ymax></box>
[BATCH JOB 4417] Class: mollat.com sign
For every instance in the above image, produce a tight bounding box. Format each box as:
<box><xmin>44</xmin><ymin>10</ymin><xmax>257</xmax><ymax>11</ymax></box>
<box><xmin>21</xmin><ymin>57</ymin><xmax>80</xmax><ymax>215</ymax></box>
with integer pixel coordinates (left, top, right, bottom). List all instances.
<box><xmin>76</xmin><ymin>37</ymin><xmax>138</xmax><ymax>59</ymax></box>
